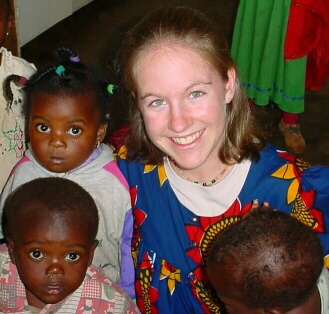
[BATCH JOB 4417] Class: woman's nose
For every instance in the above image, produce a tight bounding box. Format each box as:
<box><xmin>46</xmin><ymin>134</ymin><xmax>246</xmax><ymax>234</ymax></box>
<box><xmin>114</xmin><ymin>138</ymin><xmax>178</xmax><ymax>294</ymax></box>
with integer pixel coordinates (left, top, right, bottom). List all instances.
<box><xmin>168</xmin><ymin>104</ymin><xmax>192</xmax><ymax>133</ymax></box>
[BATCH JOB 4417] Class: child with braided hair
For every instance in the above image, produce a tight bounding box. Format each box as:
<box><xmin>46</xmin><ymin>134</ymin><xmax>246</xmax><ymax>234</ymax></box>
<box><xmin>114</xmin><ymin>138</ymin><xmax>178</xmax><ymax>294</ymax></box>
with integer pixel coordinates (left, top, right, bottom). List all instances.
<box><xmin>0</xmin><ymin>46</ymin><xmax>134</xmax><ymax>298</ymax></box>
<box><xmin>0</xmin><ymin>0</ymin><xmax>36</xmax><ymax>192</ymax></box>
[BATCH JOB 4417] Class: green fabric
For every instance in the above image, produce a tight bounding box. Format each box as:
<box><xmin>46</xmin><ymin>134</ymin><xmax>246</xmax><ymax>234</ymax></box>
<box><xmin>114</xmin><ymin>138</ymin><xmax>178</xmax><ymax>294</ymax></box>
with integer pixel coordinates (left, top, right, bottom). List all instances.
<box><xmin>231</xmin><ymin>0</ymin><xmax>306</xmax><ymax>113</ymax></box>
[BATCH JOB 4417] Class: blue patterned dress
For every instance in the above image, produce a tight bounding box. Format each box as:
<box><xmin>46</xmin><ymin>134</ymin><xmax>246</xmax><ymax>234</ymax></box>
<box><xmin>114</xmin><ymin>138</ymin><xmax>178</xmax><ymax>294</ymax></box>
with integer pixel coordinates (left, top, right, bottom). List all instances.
<box><xmin>117</xmin><ymin>144</ymin><xmax>329</xmax><ymax>314</ymax></box>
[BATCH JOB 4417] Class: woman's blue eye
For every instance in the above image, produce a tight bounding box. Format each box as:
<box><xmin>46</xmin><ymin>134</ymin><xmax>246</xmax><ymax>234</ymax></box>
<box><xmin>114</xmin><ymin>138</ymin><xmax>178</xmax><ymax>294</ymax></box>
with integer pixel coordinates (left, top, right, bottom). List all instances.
<box><xmin>190</xmin><ymin>91</ymin><xmax>204</xmax><ymax>99</ymax></box>
<box><xmin>150</xmin><ymin>99</ymin><xmax>165</xmax><ymax>107</ymax></box>
<box><xmin>65</xmin><ymin>252</ymin><xmax>80</xmax><ymax>262</ymax></box>
<box><xmin>29</xmin><ymin>250</ymin><xmax>45</xmax><ymax>261</ymax></box>
<box><xmin>36</xmin><ymin>124</ymin><xmax>50</xmax><ymax>133</ymax></box>
<box><xmin>68</xmin><ymin>126</ymin><xmax>82</xmax><ymax>136</ymax></box>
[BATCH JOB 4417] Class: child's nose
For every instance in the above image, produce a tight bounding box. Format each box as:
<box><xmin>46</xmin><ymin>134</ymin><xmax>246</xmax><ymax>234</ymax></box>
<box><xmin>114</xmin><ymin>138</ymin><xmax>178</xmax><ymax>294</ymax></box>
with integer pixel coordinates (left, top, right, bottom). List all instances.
<box><xmin>49</xmin><ymin>133</ymin><xmax>66</xmax><ymax>148</ymax></box>
<box><xmin>46</xmin><ymin>261</ymin><xmax>64</xmax><ymax>276</ymax></box>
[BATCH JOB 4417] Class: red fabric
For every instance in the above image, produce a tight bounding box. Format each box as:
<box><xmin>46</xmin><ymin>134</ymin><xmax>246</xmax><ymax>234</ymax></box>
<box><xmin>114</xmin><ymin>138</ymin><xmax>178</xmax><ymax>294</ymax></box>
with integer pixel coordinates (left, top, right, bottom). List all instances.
<box><xmin>284</xmin><ymin>0</ymin><xmax>329</xmax><ymax>90</ymax></box>
<box><xmin>282</xmin><ymin>112</ymin><xmax>299</xmax><ymax>125</ymax></box>
<box><xmin>106</xmin><ymin>123</ymin><xmax>131</xmax><ymax>153</ymax></box>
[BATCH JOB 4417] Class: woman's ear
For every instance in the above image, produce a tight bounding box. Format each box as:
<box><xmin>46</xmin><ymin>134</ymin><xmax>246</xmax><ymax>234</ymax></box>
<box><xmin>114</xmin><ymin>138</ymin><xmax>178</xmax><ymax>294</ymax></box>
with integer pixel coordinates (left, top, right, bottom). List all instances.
<box><xmin>224</xmin><ymin>67</ymin><xmax>236</xmax><ymax>104</ymax></box>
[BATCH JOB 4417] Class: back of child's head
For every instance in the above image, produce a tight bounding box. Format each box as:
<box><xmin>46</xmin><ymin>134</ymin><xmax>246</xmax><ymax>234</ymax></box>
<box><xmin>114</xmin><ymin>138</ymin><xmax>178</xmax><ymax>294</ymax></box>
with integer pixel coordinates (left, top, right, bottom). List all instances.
<box><xmin>21</xmin><ymin>46</ymin><xmax>111</xmax><ymax>124</ymax></box>
<box><xmin>2</xmin><ymin>177</ymin><xmax>99</xmax><ymax>241</ymax></box>
<box><xmin>207</xmin><ymin>208</ymin><xmax>324</xmax><ymax>311</ymax></box>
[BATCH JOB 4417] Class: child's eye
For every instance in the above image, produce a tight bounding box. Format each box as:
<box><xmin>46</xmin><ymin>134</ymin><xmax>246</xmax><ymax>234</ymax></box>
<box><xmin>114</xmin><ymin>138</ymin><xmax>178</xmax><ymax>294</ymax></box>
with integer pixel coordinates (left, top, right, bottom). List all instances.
<box><xmin>68</xmin><ymin>126</ymin><xmax>82</xmax><ymax>136</ymax></box>
<box><xmin>190</xmin><ymin>91</ymin><xmax>204</xmax><ymax>99</ymax></box>
<box><xmin>150</xmin><ymin>99</ymin><xmax>166</xmax><ymax>107</ymax></box>
<box><xmin>65</xmin><ymin>252</ymin><xmax>80</xmax><ymax>262</ymax></box>
<box><xmin>29</xmin><ymin>250</ymin><xmax>45</xmax><ymax>261</ymax></box>
<box><xmin>36</xmin><ymin>124</ymin><xmax>50</xmax><ymax>133</ymax></box>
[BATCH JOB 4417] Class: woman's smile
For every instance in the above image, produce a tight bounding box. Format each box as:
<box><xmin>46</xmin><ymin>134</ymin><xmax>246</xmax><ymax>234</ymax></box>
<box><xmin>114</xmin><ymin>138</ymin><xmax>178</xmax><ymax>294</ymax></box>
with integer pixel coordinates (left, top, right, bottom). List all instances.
<box><xmin>171</xmin><ymin>130</ymin><xmax>204</xmax><ymax>145</ymax></box>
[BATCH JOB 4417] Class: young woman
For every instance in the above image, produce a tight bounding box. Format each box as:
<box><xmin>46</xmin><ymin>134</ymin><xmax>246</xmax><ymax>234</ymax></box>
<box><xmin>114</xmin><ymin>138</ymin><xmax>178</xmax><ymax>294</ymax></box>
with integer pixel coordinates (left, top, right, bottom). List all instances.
<box><xmin>116</xmin><ymin>6</ymin><xmax>329</xmax><ymax>313</ymax></box>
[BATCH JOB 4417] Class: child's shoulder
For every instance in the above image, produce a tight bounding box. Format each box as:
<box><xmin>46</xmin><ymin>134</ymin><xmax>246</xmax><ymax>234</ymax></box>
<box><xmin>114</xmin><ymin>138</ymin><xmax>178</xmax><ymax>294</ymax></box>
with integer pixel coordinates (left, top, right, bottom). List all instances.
<box><xmin>85</xmin><ymin>264</ymin><xmax>124</xmax><ymax>291</ymax></box>
<box><xmin>81</xmin><ymin>265</ymin><xmax>138</xmax><ymax>310</ymax></box>
<box><xmin>8</xmin><ymin>154</ymin><xmax>32</xmax><ymax>177</ymax></box>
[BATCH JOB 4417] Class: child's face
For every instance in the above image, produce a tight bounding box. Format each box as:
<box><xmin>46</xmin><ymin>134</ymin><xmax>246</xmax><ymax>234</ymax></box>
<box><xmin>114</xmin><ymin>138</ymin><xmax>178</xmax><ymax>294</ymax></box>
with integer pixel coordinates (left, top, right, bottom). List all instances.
<box><xmin>7</xmin><ymin>209</ymin><xmax>97</xmax><ymax>309</ymax></box>
<box><xmin>28</xmin><ymin>93</ymin><xmax>107</xmax><ymax>173</ymax></box>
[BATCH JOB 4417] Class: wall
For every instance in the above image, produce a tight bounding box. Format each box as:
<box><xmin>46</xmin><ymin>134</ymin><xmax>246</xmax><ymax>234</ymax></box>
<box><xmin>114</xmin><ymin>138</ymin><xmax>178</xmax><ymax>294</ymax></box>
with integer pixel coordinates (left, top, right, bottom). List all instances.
<box><xmin>72</xmin><ymin>0</ymin><xmax>94</xmax><ymax>11</ymax></box>
<box><xmin>14</xmin><ymin>0</ymin><xmax>93</xmax><ymax>47</ymax></box>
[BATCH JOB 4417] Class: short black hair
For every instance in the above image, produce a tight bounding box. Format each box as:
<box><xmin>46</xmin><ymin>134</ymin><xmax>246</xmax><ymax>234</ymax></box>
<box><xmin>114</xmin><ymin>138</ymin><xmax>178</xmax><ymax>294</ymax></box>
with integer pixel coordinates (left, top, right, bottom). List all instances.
<box><xmin>207</xmin><ymin>208</ymin><xmax>323</xmax><ymax>311</ymax></box>
<box><xmin>2</xmin><ymin>177</ymin><xmax>99</xmax><ymax>240</ymax></box>
<box><xmin>23</xmin><ymin>46</ymin><xmax>111</xmax><ymax>126</ymax></box>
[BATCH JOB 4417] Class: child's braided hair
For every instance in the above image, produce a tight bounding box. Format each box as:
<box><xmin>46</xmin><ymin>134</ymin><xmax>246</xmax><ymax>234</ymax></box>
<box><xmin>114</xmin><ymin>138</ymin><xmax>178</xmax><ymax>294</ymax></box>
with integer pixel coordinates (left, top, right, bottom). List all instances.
<box><xmin>23</xmin><ymin>46</ymin><xmax>111</xmax><ymax>125</ymax></box>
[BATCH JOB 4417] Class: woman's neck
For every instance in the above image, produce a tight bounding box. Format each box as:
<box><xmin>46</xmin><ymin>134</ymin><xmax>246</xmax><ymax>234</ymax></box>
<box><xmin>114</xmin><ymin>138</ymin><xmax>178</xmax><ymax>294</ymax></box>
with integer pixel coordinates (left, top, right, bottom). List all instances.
<box><xmin>169</xmin><ymin>158</ymin><xmax>232</xmax><ymax>187</ymax></box>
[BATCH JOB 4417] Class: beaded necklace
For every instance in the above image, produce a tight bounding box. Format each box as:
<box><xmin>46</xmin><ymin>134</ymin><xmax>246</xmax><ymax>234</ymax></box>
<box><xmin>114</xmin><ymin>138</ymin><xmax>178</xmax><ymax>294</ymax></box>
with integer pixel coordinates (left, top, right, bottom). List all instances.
<box><xmin>172</xmin><ymin>160</ymin><xmax>228</xmax><ymax>187</ymax></box>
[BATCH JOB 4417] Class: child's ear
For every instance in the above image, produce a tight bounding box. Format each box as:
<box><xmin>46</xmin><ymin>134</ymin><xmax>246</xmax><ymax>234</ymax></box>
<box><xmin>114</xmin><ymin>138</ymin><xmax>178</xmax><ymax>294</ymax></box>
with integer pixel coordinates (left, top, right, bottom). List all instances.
<box><xmin>96</xmin><ymin>123</ymin><xmax>108</xmax><ymax>143</ymax></box>
<box><xmin>6</xmin><ymin>237</ymin><xmax>16</xmax><ymax>264</ymax></box>
<box><xmin>88</xmin><ymin>240</ymin><xmax>98</xmax><ymax>265</ymax></box>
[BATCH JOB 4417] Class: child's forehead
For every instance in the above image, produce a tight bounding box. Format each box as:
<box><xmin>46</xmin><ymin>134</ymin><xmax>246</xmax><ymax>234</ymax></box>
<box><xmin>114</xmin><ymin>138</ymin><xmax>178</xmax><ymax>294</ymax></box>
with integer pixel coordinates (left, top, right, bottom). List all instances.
<box><xmin>23</xmin><ymin>205</ymin><xmax>78</xmax><ymax>217</ymax></box>
<box><xmin>15</xmin><ymin>206</ymin><xmax>83</xmax><ymax>228</ymax></box>
<box><xmin>14</xmin><ymin>208</ymin><xmax>93</xmax><ymax>241</ymax></box>
<box><xmin>29</xmin><ymin>92</ymin><xmax>99</xmax><ymax>118</ymax></box>
<box><xmin>37</xmin><ymin>90</ymin><xmax>93</xmax><ymax>101</ymax></box>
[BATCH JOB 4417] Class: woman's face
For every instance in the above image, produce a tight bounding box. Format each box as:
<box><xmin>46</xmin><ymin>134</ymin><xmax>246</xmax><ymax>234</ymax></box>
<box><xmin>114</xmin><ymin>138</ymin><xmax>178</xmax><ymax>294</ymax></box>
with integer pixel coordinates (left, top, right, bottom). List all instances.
<box><xmin>134</xmin><ymin>44</ymin><xmax>235</xmax><ymax>175</ymax></box>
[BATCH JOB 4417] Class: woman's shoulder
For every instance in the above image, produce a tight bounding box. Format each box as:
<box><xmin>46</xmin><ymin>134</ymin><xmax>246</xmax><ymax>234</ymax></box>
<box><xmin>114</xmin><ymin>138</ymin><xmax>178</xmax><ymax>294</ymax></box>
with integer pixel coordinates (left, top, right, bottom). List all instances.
<box><xmin>257</xmin><ymin>144</ymin><xmax>307</xmax><ymax>168</ymax></box>
<box><xmin>255</xmin><ymin>144</ymin><xmax>329</xmax><ymax>193</ymax></box>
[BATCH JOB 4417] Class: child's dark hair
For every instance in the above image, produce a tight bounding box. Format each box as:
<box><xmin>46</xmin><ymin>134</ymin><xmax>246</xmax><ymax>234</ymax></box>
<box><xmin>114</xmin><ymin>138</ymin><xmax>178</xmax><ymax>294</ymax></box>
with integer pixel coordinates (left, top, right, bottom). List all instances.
<box><xmin>22</xmin><ymin>46</ymin><xmax>111</xmax><ymax>125</ymax></box>
<box><xmin>207</xmin><ymin>208</ymin><xmax>324</xmax><ymax>312</ymax></box>
<box><xmin>2</xmin><ymin>177</ymin><xmax>99</xmax><ymax>241</ymax></box>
